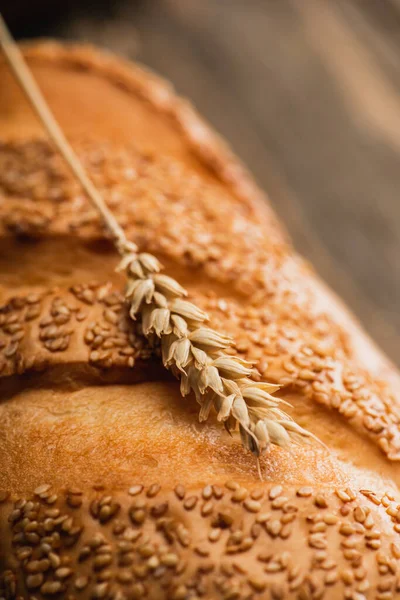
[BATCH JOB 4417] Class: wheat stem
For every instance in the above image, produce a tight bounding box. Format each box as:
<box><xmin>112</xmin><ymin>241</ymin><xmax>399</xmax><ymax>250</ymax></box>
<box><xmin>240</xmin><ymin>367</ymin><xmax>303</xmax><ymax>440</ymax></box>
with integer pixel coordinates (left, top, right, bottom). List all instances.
<box><xmin>0</xmin><ymin>14</ymin><xmax>128</xmax><ymax>249</ymax></box>
<box><xmin>0</xmin><ymin>15</ymin><xmax>318</xmax><ymax>466</ymax></box>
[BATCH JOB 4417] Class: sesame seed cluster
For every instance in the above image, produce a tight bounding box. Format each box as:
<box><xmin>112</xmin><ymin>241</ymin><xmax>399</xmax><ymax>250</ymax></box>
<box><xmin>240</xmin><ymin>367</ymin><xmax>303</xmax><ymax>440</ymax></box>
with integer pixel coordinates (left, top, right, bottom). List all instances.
<box><xmin>1</xmin><ymin>480</ymin><xmax>400</xmax><ymax>600</ymax></box>
<box><xmin>0</xmin><ymin>285</ymin><xmax>152</xmax><ymax>378</ymax></box>
<box><xmin>197</xmin><ymin>295</ymin><xmax>400</xmax><ymax>461</ymax></box>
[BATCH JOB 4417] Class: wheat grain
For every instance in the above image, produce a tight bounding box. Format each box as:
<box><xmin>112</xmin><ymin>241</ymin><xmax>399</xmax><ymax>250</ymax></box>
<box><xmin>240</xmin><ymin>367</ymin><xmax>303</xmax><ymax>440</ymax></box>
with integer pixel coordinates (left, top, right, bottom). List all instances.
<box><xmin>117</xmin><ymin>242</ymin><xmax>316</xmax><ymax>458</ymax></box>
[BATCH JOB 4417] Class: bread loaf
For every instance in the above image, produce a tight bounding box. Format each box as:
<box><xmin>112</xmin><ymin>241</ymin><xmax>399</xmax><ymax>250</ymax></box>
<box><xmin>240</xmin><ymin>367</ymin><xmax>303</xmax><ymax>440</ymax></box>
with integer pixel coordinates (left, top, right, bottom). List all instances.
<box><xmin>1</xmin><ymin>42</ymin><xmax>400</xmax><ymax>600</ymax></box>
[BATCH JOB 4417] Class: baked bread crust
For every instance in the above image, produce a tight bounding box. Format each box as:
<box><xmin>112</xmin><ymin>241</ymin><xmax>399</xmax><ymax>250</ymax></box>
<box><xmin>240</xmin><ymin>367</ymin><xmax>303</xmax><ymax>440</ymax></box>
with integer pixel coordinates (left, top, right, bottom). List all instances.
<box><xmin>1</xmin><ymin>42</ymin><xmax>400</xmax><ymax>600</ymax></box>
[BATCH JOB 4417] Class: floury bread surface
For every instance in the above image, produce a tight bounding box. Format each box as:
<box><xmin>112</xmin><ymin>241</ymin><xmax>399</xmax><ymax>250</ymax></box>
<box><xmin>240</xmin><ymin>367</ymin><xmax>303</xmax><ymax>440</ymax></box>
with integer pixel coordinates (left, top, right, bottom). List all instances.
<box><xmin>1</xmin><ymin>42</ymin><xmax>400</xmax><ymax>600</ymax></box>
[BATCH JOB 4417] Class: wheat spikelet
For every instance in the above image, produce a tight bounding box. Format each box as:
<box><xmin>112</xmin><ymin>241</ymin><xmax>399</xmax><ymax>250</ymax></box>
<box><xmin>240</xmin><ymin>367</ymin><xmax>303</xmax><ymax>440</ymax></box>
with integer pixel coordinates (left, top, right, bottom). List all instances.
<box><xmin>116</xmin><ymin>240</ymin><xmax>317</xmax><ymax>459</ymax></box>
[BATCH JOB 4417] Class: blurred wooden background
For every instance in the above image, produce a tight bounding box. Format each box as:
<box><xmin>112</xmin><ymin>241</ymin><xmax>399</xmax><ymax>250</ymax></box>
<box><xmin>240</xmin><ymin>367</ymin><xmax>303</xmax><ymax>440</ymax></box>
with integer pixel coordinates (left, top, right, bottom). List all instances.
<box><xmin>3</xmin><ymin>0</ymin><xmax>400</xmax><ymax>364</ymax></box>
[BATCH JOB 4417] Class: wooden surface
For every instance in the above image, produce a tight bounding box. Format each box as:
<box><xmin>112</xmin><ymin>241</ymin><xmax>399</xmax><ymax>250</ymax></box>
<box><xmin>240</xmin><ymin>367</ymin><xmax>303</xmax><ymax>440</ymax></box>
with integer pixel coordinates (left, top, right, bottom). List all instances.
<box><xmin>6</xmin><ymin>0</ymin><xmax>400</xmax><ymax>364</ymax></box>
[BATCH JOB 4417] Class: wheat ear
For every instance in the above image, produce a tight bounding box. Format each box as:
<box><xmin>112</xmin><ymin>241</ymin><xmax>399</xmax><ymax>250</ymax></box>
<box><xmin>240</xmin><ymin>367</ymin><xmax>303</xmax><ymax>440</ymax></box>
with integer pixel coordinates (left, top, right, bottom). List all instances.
<box><xmin>116</xmin><ymin>242</ymin><xmax>317</xmax><ymax>462</ymax></box>
<box><xmin>0</xmin><ymin>15</ymin><xmax>317</xmax><ymax>466</ymax></box>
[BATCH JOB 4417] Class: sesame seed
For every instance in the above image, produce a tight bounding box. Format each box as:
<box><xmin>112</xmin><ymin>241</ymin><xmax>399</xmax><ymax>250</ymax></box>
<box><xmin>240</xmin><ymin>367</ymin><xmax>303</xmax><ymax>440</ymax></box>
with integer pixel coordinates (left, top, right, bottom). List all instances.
<box><xmin>297</xmin><ymin>486</ymin><xmax>313</xmax><ymax>498</ymax></box>
<box><xmin>271</xmin><ymin>496</ymin><xmax>288</xmax><ymax>510</ymax></box>
<box><xmin>365</xmin><ymin>528</ymin><xmax>381</xmax><ymax>540</ymax></box>
<box><xmin>366</xmin><ymin>539</ymin><xmax>381</xmax><ymax>550</ymax></box>
<box><xmin>231</xmin><ymin>487</ymin><xmax>248</xmax><ymax>502</ymax></box>
<box><xmin>129</xmin><ymin>508</ymin><xmax>146</xmax><ymax>524</ymax></box>
<box><xmin>323</xmin><ymin>513</ymin><xmax>338</xmax><ymax>526</ymax></box>
<box><xmin>128</xmin><ymin>485</ymin><xmax>143</xmax><ymax>496</ymax></box>
<box><xmin>17</xmin><ymin>547</ymin><xmax>33</xmax><ymax>561</ymax></box>
<box><xmin>314</xmin><ymin>495</ymin><xmax>328</xmax><ymax>508</ymax></box>
<box><xmin>212</xmin><ymin>485</ymin><xmax>224</xmax><ymax>499</ymax></box>
<box><xmin>335</xmin><ymin>489</ymin><xmax>352</xmax><ymax>503</ymax></box>
<box><xmin>146</xmin><ymin>483</ymin><xmax>161</xmax><ymax>498</ymax></box>
<box><xmin>345</xmin><ymin>487</ymin><xmax>356</xmax><ymax>500</ymax></box>
<box><xmin>26</xmin><ymin>574</ymin><xmax>44</xmax><ymax>590</ymax></box>
<box><xmin>93</xmin><ymin>555</ymin><xmax>112</xmax><ymax>570</ymax></box>
<box><xmin>132</xmin><ymin>564</ymin><xmax>148</xmax><ymax>579</ymax></box>
<box><xmin>160</xmin><ymin>553</ymin><xmax>179</xmax><ymax>567</ymax></box>
<box><xmin>40</xmin><ymin>581</ymin><xmax>63</xmax><ymax>595</ymax></box>
<box><xmin>183</xmin><ymin>496</ymin><xmax>197</xmax><ymax>511</ymax></box>
<box><xmin>243</xmin><ymin>499</ymin><xmax>261</xmax><ymax>513</ymax></box>
<box><xmin>202</xmin><ymin>485</ymin><xmax>213</xmax><ymax>500</ymax></box>
<box><xmin>138</xmin><ymin>543</ymin><xmax>155</xmax><ymax>558</ymax></box>
<box><xmin>310</xmin><ymin>522</ymin><xmax>326</xmax><ymax>534</ymax></box>
<box><xmin>265</xmin><ymin>560</ymin><xmax>283</xmax><ymax>573</ymax></box>
<box><xmin>99</xmin><ymin>503</ymin><xmax>120</xmax><ymax>523</ymax></box>
<box><xmin>266</xmin><ymin>519</ymin><xmax>281</xmax><ymax>537</ymax></box>
<box><xmin>248</xmin><ymin>575</ymin><xmax>266</xmax><ymax>592</ymax></box>
<box><xmin>48</xmin><ymin>552</ymin><xmax>61</xmax><ymax>569</ymax></box>
<box><xmin>269</xmin><ymin>485</ymin><xmax>283</xmax><ymax>500</ymax></box>
<box><xmin>169</xmin><ymin>585</ymin><xmax>187</xmax><ymax>600</ymax></box>
<box><xmin>339</xmin><ymin>523</ymin><xmax>355</xmax><ymax>536</ymax></box>
<box><xmin>174</xmin><ymin>485</ymin><xmax>185</xmax><ymax>500</ymax></box>
<box><xmin>341</xmin><ymin>569</ymin><xmax>354</xmax><ymax>585</ymax></box>
<box><xmin>34</xmin><ymin>484</ymin><xmax>51</xmax><ymax>496</ymax></box>
<box><xmin>176</xmin><ymin>524</ymin><xmax>191</xmax><ymax>547</ymax></box>
<box><xmin>195</xmin><ymin>543</ymin><xmax>210</xmax><ymax>557</ymax></box>
<box><xmin>208</xmin><ymin>528</ymin><xmax>222</xmax><ymax>543</ymax></box>
<box><xmin>123</xmin><ymin>527</ymin><xmax>142</xmax><ymax>542</ymax></box>
<box><xmin>74</xmin><ymin>576</ymin><xmax>89</xmax><ymax>590</ymax></box>
<box><xmin>391</xmin><ymin>543</ymin><xmax>400</xmax><ymax>559</ymax></box>
<box><xmin>151</xmin><ymin>501</ymin><xmax>168</xmax><ymax>518</ymax></box>
<box><xmin>119</xmin><ymin>552</ymin><xmax>134</xmax><ymax>567</ymax></box>
<box><xmin>225</xmin><ymin>480</ymin><xmax>239</xmax><ymax>491</ymax></box>
<box><xmin>250</xmin><ymin>489</ymin><xmax>264</xmax><ymax>501</ymax></box>
<box><xmin>55</xmin><ymin>567</ymin><xmax>72</xmax><ymax>580</ymax></box>
<box><xmin>308</xmin><ymin>534</ymin><xmax>327</xmax><ymax>549</ymax></box>
<box><xmin>92</xmin><ymin>582</ymin><xmax>109</xmax><ymax>598</ymax></box>
<box><xmin>66</xmin><ymin>494</ymin><xmax>82</xmax><ymax>509</ymax></box>
<box><xmin>116</xmin><ymin>570</ymin><xmax>133</xmax><ymax>584</ymax></box>
<box><xmin>325</xmin><ymin>570</ymin><xmax>338</xmax><ymax>585</ymax></box>
<box><xmin>360</xmin><ymin>489</ymin><xmax>381</xmax><ymax>506</ymax></box>
<box><xmin>201</xmin><ymin>501</ymin><xmax>214</xmax><ymax>517</ymax></box>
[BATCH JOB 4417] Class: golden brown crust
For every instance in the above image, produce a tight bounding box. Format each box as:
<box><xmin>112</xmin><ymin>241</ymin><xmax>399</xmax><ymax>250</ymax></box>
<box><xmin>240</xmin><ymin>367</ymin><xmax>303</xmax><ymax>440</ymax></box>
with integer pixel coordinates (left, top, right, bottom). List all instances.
<box><xmin>1</xmin><ymin>42</ymin><xmax>400</xmax><ymax>600</ymax></box>
<box><xmin>2</xmin><ymin>481</ymin><xmax>400</xmax><ymax>600</ymax></box>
